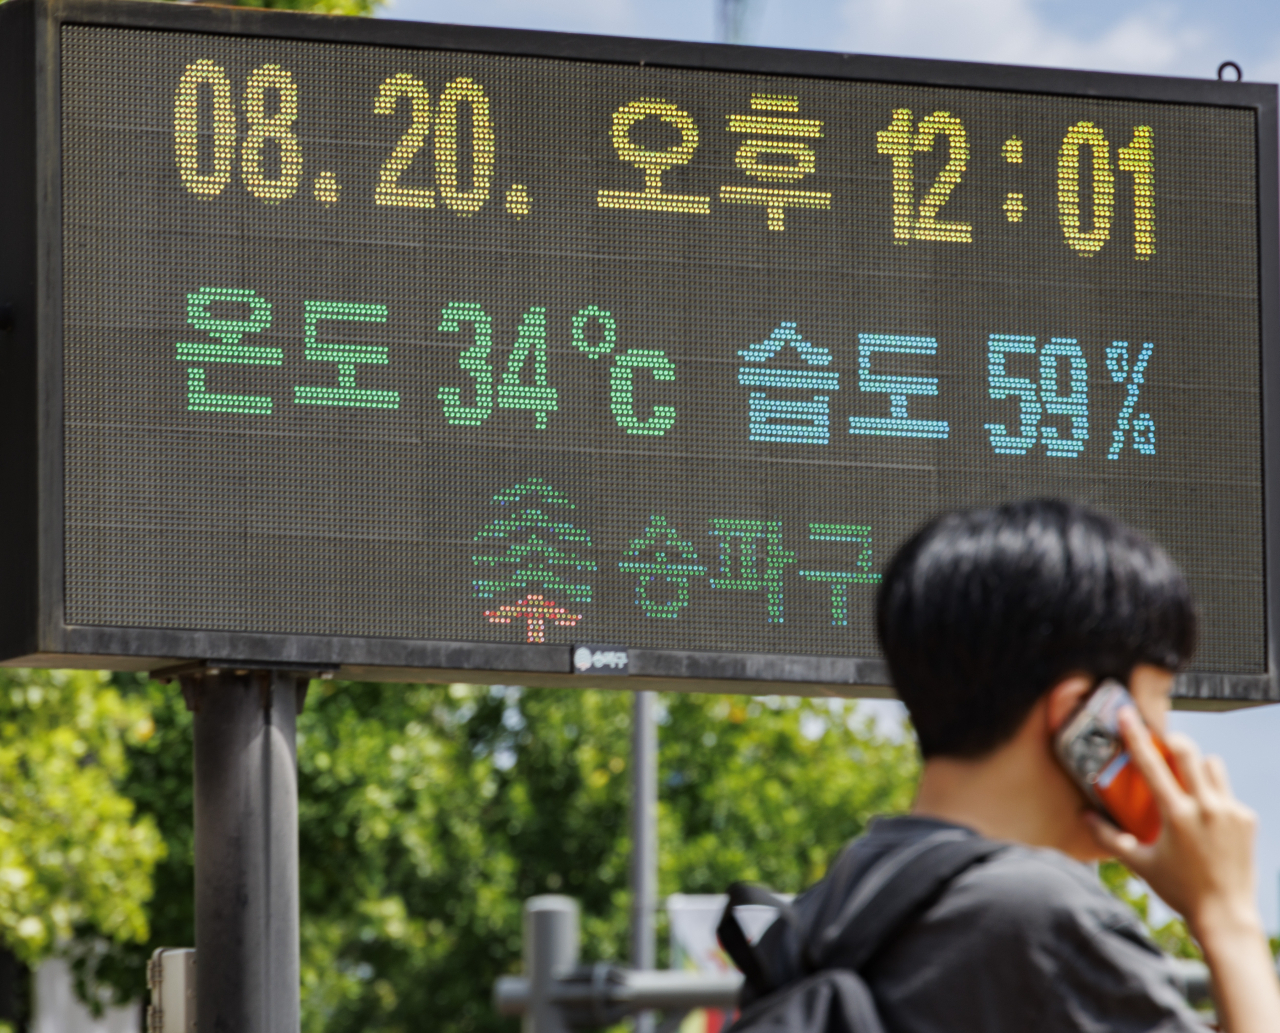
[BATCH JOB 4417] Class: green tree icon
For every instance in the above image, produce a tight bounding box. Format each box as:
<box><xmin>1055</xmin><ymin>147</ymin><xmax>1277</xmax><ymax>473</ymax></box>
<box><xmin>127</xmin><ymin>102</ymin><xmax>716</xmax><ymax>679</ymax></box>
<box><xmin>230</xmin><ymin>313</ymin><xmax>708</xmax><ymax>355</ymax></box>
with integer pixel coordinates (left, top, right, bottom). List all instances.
<box><xmin>473</xmin><ymin>478</ymin><xmax>596</xmax><ymax>606</ymax></box>
<box><xmin>619</xmin><ymin>514</ymin><xmax>707</xmax><ymax>618</ymax></box>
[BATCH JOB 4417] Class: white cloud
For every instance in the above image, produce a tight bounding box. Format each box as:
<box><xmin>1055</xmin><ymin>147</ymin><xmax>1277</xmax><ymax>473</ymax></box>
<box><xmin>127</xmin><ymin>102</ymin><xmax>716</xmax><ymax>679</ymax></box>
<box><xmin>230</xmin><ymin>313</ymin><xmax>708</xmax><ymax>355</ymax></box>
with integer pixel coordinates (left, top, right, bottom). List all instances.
<box><xmin>836</xmin><ymin>0</ymin><xmax>1221</xmax><ymax>77</ymax></box>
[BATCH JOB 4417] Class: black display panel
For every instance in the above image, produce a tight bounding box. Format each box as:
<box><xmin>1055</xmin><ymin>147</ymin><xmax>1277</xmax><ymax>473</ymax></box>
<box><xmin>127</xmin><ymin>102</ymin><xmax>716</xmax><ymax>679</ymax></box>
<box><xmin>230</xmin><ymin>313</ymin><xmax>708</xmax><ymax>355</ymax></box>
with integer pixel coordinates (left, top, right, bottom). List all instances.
<box><xmin>4</xmin><ymin>0</ymin><xmax>1279</xmax><ymax>696</ymax></box>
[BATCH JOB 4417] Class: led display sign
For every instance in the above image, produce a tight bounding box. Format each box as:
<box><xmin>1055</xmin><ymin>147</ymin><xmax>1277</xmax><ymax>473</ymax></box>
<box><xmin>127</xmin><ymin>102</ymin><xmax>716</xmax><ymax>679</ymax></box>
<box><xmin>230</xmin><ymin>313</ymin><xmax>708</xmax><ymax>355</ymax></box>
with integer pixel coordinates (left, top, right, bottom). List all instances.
<box><xmin>2</xmin><ymin>0</ymin><xmax>1278</xmax><ymax>700</ymax></box>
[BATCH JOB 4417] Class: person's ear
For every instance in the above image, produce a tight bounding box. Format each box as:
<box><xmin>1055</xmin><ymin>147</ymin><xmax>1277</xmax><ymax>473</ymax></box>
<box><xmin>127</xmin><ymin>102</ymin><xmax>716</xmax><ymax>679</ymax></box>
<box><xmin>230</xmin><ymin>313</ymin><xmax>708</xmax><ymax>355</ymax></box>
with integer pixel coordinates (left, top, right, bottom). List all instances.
<box><xmin>1044</xmin><ymin>674</ymin><xmax>1094</xmax><ymax>735</ymax></box>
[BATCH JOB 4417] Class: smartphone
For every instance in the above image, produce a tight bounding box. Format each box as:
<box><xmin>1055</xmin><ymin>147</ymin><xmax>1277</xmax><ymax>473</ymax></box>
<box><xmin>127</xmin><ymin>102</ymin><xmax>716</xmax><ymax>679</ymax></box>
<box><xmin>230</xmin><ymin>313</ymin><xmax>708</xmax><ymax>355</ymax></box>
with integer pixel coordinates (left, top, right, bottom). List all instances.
<box><xmin>1053</xmin><ymin>679</ymin><xmax>1176</xmax><ymax>844</ymax></box>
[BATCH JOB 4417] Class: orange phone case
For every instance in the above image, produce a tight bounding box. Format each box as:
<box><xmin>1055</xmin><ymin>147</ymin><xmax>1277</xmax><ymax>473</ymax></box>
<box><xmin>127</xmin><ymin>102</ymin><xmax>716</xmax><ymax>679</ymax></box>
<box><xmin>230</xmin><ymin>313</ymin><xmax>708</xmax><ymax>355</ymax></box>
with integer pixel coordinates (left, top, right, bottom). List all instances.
<box><xmin>1091</xmin><ymin>734</ymin><xmax>1176</xmax><ymax>844</ymax></box>
<box><xmin>1054</xmin><ymin>680</ymin><xmax>1175</xmax><ymax>844</ymax></box>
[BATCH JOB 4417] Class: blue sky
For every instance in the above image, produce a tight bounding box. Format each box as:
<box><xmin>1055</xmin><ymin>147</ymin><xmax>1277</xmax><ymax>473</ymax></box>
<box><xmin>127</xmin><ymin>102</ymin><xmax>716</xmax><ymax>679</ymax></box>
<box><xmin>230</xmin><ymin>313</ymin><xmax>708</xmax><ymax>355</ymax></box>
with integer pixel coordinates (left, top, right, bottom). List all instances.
<box><xmin>380</xmin><ymin>0</ymin><xmax>1280</xmax><ymax>82</ymax></box>
<box><xmin>376</xmin><ymin>0</ymin><xmax>1280</xmax><ymax>930</ymax></box>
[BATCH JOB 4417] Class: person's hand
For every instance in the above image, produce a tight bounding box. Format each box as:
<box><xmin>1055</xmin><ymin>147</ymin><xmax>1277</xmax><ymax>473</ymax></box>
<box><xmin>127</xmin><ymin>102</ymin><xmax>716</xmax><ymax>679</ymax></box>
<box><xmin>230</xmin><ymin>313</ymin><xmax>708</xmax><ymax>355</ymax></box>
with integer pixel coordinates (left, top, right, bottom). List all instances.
<box><xmin>1085</xmin><ymin>707</ymin><xmax>1259</xmax><ymax>942</ymax></box>
<box><xmin>1087</xmin><ymin>707</ymin><xmax>1280</xmax><ymax>1033</ymax></box>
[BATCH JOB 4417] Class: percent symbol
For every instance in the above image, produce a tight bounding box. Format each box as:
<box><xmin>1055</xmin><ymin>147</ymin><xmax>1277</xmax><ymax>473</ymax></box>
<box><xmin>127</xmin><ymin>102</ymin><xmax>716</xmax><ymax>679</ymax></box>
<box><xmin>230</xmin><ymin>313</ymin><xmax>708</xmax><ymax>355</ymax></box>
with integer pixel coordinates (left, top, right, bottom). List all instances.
<box><xmin>1106</xmin><ymin>341</ymin><xmax>1156</xmax><ymax>459</ymax></box>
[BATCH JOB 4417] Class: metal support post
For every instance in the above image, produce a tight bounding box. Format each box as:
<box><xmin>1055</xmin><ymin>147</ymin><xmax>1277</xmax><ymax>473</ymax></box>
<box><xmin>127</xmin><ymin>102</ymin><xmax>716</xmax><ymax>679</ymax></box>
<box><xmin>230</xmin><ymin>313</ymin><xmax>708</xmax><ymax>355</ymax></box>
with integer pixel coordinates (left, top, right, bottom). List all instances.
<box><xmin>182</xmin><ymin>669</ymin><xmax>305</xmax><ymax>1033</ymax></box>
<box><xmin>631</xmin><ymin>691</ymin><xmax>658</xmax><ymax>1033</ymax></box>
<box><xmin>523</xmin><ymin>896</ymin><xmax>580</xmax><ymax>1033</ymax></box>
<box><xmin>495</xmin><ymin>892</ymin><xmax>744</xmax><ymax>1028</ymax></box>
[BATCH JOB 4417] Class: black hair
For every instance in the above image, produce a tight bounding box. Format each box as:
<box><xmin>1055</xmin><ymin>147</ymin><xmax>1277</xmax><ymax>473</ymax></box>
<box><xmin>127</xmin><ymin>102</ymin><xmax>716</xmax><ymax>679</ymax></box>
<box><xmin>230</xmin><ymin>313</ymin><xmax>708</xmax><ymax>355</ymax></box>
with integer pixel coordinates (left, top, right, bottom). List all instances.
<box><xmin>875</xmin><ymin>499</ymin><xmax>1197</xmax><ymax>759</ymax></box>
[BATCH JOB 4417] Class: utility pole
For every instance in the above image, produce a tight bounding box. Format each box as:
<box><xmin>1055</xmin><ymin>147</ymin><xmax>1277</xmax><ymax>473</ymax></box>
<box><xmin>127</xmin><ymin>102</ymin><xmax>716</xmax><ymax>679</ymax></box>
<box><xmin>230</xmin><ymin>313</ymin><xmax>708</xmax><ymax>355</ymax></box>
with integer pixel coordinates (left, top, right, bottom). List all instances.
<box><xmin>630</xmin><ymin>691</ymin><xmax>658</xmax><ymax>1033</ymax></box>
<box><xmin>718</xmin><ymin>0</ymin><xmax>755</xmax><ymax>43</ymax></box>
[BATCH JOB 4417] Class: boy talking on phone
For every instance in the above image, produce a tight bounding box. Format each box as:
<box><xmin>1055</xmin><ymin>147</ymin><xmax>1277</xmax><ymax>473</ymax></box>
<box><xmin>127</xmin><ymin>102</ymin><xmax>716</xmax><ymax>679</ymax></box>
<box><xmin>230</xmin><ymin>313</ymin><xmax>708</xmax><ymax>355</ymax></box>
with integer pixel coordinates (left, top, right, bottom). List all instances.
<box><xmin>733</xmin><ymin>500</ymin><xmax>1280</xmax><ymax>1033</ymax></box>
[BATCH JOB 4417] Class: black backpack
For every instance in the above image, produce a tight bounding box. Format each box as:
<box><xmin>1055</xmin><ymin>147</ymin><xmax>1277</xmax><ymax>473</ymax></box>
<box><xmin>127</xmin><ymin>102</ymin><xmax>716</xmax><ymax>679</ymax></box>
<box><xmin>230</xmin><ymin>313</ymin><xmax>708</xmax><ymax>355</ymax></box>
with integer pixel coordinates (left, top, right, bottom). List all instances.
<box><xmin>717</xmin><ymin>829</ymin><xmax>1005</xmax><ymax>1033</ymax></box>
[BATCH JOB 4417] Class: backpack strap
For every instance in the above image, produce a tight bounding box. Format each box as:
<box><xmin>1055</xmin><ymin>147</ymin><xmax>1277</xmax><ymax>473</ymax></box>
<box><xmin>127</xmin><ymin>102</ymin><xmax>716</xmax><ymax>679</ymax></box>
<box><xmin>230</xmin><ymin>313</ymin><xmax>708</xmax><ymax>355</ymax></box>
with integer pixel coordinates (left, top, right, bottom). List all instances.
<box><xmin>717</xmin><ymin>882</ymin><xmax>799</xmax><ymax>993</ymax></box>
<box><xmin>808</xmin><ymin>829</ymin><xmax>1005</xmax><ymax>971</ymax></box>
<box><xmin>719</xmin><ymin>829</ymin><xmax>1005</xmax><ymax>996</ymax></box>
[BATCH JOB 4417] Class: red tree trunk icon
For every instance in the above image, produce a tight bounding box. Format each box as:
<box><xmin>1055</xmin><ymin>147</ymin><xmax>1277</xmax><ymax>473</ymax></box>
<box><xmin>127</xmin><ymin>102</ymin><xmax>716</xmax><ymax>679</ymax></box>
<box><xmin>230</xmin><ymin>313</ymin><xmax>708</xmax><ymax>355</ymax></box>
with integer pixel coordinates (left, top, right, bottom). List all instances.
<box><xmin>484</xmin><ymin>594</ymin><xmax>583</xmax><ymax>644</ymax></box>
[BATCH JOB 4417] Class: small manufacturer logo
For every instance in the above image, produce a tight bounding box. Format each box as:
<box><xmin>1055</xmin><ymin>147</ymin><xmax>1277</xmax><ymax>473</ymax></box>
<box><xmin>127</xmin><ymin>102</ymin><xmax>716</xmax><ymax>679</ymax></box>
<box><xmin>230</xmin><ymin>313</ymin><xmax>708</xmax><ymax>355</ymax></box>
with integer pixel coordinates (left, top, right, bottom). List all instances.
<box><xmin>573</xmin><ymin>645</ymin><xmax>629</xmax><ymax>675</ymax></box>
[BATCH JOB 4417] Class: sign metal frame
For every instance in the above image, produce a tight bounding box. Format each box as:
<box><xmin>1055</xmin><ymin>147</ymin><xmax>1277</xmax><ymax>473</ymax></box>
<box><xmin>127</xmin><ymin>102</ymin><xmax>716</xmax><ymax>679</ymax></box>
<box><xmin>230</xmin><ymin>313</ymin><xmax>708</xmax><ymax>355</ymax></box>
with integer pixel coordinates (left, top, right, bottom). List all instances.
<box><xmin>2</xmin><ymin>0</ymin><xmax>1278</xmax><ymax>703</ymax></box>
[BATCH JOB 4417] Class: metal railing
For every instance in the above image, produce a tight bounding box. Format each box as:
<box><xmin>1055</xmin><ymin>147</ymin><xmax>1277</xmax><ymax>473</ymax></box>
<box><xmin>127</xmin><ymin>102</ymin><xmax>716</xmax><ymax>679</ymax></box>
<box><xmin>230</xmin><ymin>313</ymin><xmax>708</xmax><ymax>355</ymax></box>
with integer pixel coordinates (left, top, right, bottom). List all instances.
<box><xmin>494</xmin><ymin>895</ymin><xmax>1214</xmax><ymax>1033</ymax></box>
<box><xmin>494</xmin><ymin>897</ymin><xmax>741</xmax><ymax>1033</ymax></box>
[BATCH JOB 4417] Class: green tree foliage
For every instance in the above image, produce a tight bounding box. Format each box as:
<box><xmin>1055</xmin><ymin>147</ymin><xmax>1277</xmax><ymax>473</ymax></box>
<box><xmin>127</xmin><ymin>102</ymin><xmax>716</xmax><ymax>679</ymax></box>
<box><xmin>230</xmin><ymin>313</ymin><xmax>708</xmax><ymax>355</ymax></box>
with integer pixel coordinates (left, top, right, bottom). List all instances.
<box><xmin>0</xmin><ymin>670</ymin><xmax>164</xmax><ymax>967</ymax></box>
<box><xmin>68</xmin><ymin>675</ymin><xmax>196</xmax><ymax>1012</ymax></box>
<box><xmin>172</xmin><ymin>0</ymin><xmax>384</xmax><ymax>17</ymax></box>
<box><xmin>0</xmin><ymin>0</ymin><xmax>385</xmax><ymax>15</ymax></box>
<box><xmin>660</xmin><ymin>693</ymin><xmax>917</xmax><ymax>892</ymax></box>
<box><xmin>293</xmin><ymin>684</ymin><xmax>918</xmax><ymax>1033</ymax></box>
<box><xmin>85</xmin><ymin>679</ymin><xmax>917</xmax><ymax>1033</ymax></box>
<box><xmin>1098</xmin><ymin>859</ymin><xmax>1202</xmax><ymax>960</ymax></box>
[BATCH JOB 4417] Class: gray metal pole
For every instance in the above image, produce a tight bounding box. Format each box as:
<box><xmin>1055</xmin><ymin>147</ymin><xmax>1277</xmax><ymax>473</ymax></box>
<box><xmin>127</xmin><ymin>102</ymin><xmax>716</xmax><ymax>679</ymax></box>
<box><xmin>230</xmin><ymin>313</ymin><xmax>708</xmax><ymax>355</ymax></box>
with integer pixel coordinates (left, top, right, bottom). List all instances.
<box><xmin>718</xmin><ymin>0</ymin><xmax>755</xmax><ymax>43</ymax></box>
<box><xmin>631</xmin><ymin>690</ymin><xmax>658</xmax><ymax>1033</ymax></box>
<box><xmin>524</xmin><ymin>896</ymin><xmax>580</xmax><ymax>1033</ymax></box>
<box><xmin>185</xmin><ymin>670</ymin><xmax>303</xmax><ymax>1033</ymax></box>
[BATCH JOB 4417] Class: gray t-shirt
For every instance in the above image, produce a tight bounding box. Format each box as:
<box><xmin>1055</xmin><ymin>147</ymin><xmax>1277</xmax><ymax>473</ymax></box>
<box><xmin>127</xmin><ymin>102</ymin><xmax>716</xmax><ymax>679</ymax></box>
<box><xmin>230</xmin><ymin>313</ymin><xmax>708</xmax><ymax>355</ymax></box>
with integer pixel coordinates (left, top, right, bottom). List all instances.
<box><xmin>796</xmin><ymin>816</ymin><xmax>1210</xmax><ymax>1033</ymax></box>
